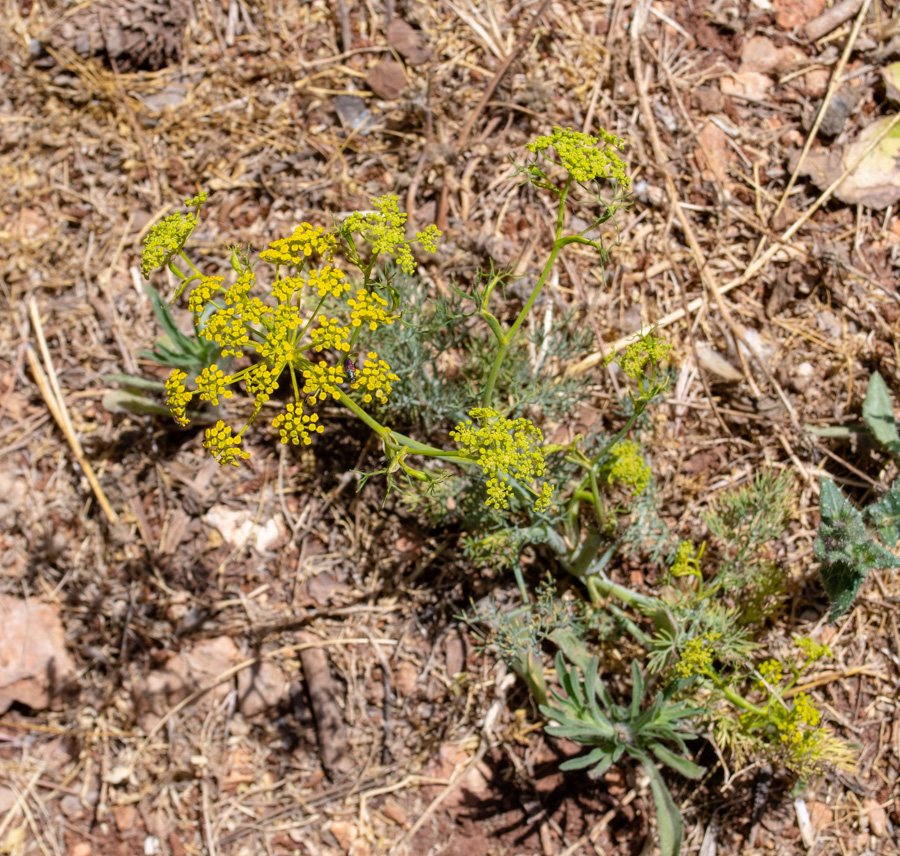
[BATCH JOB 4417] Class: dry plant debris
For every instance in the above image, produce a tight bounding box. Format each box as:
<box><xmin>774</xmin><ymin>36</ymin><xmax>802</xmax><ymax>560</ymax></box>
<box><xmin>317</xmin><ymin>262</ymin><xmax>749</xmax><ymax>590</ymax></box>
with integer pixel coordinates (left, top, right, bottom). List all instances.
<box><xmin>1</xmin><ymin>0</ymin><xmax>900</xmax><ymax>854</ymax></box>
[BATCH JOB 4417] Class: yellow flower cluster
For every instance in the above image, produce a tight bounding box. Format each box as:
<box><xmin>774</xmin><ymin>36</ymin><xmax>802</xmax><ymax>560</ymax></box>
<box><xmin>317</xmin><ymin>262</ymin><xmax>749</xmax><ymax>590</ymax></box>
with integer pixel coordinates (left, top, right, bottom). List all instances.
<box><xmin>796</xmin><ymin>637</ymin><xmax>831</xmax><ymax>663</ymax></box>
<box><xmin>196</xmin><ymin>365</ymin><xmax>233</xmax><ymax>405</ymax></box>
<box><xmin>341</xmin><ymin>195</ymin><xmax>442</xmax><ymax>274</ymax></box>
<box><xmin>310</xmin><ymin>316</ymin><xmax>351</xmax><ymax>353</ymax></box>
<box><xmin>607</xmin><ymin>440</ymin><xmax>650</xmax><ymax>494</ymax></box>
<box><xmin>307</xmin><ymin>265</ymin><xmax>350</xmax><ymax>299</ymax></box>
<box><xmin>670</xmin><ymin>540</ymin><xmax>704</xmax><ymax>580</ymax></box>
<box><xmin>347</xmin><ymin>289</ymin><xmax>394</xmax><ymax>331</ymax></box>
<box><xmin>757</xmin><ymin>658</ymin><xmax>783</xmax><ymax>688</ymax></box>
<box><xmin>351</xmin><ymin>352</ymin><xmax>399</xmax><ymax>404</ymax></box>
<box><xmin>189</xmin><ymin>276</ymin><xmax>223</xmax><ymax>315</ymax></box>
<box><xmin>773</xmin><ymin>692</ymin><xmax>822</xmax><ymax>747</ymax></box>
<box><xmin>609</xmin><ymin>335</ymin><xmax>673</xmax><ymax>380</ymax></box>
<box><xmin>450</xmin><ymin>408</ymin><xmax>550</xmax><ymax>512</ymax></box>
<box><xmin>527</xmin><ymin>126</ymin><xmax>630</xmax><ymax>187</ymax></box>
<box><xmin>303</xmin><ymin>362</ymin><xmax>346</xmax><ymax>405</ymax></box>
<box><xmin>272</xmin><ymin>403</ymin><xmax>324</xmax><ymax>446</ymax></box>
<box><xmin>676</xmin><ymin>632</ymin><xmax>720</xmax><ymax>678</ymax></box>
<box><xmin>200</xmin><ymin>307</ymin><xmax>250</xmax><ymax>357</ymax></box>
<box><xmin>150</xmin><ymin>190</ymin><xmax>444</xmax><ymax>469</ymax></box>
<box><xmin>203</xmin><ymin>421</ymin><xmax>250</xmax><ymax>466</ymax></box>
<box><xmin>165</xmin><ymin>370</ymin><xmax>193</xmax><ymax>427</ymax></box>
<box><xmin>272</xmin><ymin>275</ymin><xmax>304</xmax><ymax>303</ymax></box>
<box><xmin>260</xmin><ymin>223</ymin><xmax>336</xmax><ymax>265</ymax></box>
<box><xmin>224</xmin><ymin>270</ymin><xmax>256</xmax><ymax>305</ymax></box>
<box><xmin>245</xmin><ymin>363</ymin><xmax>280</xmax><ymax>407</ymax></box>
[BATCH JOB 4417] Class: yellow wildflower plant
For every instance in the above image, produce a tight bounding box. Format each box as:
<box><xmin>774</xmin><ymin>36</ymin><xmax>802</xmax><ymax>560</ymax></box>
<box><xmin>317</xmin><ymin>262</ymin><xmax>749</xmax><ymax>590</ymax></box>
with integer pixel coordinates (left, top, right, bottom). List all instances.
<box><xmin>144</xmin><ymin>192</ymin><xmax>442</xmax><ymax>469</ymax></box>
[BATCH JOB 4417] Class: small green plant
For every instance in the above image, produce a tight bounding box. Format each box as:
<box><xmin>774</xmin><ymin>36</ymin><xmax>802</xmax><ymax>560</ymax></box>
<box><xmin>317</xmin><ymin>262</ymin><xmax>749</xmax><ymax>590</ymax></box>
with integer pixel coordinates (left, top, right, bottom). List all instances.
<box><xmin>104</xmin><ymin>284</ymin><xmax>222</xmax><ymax>419</ymax></box>
<box><xmin>140</xmin><ymin>128</ymin><xmax>852</xmax><ymax>854</ymax></box>
<box><xmin>812</xmin><ymin>371</ymin><xmax>900</xmax><ymax>618</ymax></box>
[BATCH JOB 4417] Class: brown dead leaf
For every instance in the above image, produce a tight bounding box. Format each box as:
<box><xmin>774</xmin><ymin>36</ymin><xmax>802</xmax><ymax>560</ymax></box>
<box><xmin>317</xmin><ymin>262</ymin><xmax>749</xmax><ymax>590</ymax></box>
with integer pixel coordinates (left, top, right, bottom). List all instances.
<box><xmin>795</xmin><ymin>115</ymin><xmax>900</xmax><ymax>208</ymax></box>
<box><xmin>387</xmin><ymin>19</ymin><xmax>430</xmax><ymax>65</ymax></box>
<box><xmin>0</xmin><ymin>596</ymin><xmax>76</xmax><ymax>714</ymax></box>
<box><xmin>366</xmin><ymin>59</ymin><xmax>407</xmax><ymax>100</ymax></box>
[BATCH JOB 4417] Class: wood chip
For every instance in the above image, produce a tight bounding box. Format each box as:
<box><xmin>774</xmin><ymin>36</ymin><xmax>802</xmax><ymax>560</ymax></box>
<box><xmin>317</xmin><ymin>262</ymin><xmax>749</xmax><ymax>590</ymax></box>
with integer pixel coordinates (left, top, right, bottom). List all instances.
<box><xmin>366</xmin><ymin>59</ymin><xmax>407</xmax><ymax>100</ymax></box>
<box><xmin>387</xmin><ymin>19</ymin><xmax>430</xmax><ymax>65</ymax></box>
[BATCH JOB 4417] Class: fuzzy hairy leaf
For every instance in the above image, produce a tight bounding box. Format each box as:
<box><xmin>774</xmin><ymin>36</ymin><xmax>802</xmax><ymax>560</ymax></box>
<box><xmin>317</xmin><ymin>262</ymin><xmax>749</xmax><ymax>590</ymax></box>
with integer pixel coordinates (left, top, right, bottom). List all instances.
<box><xmin>862</xmin><ymin>372</ymin><xmax>900</xmax><ymax>456</ymax></box>
<box><xmin>867</xmin><ymin>485</ymin><xmax>900</xmax><ymax>548</ymax></box>
<box><xmin>815</xmin><ymin>478</ymin><xmax>900</xmax><ymax>619</ymax></box>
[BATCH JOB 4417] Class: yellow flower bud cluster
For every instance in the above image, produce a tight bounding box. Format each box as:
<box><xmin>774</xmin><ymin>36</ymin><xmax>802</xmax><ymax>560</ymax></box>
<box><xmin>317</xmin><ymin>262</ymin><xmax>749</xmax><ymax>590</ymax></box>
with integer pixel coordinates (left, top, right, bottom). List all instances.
<box><xmin>347</xmin><ymin>289</ymin><xmax>394</xmax><ymax>331</ymax></box>
<box><xmin>165</xmin><ymin>370</ymin><xmax>193</xmax><ymax>427</ymax></box>
<box><xmin>526</xmin><ymin>126</ymin><xmax>630</xmax><ymax>186</ymax></box>
<box><xmin>351</xmin><ymin>352</ymin><xmax>399</xmax><ymax>404</ymax></box>
<box><xmin>341</xmin><ymin>195</ymin><xmax>442</xmax><ymax>274</ymax></box>
<box><xmin>675</xmin><ymin>632</ymin><xmax>720</xmax><ymax>678</ymax></box>
<box><xmin>272</xmin><ymin>403</ymin><xmax>324</xmax><ymax>446</ymax></box>
<box><xmin>203</xmin><ymin>421</ymin><xmax>250</xmax><ymax>466</ymax></box>
<box><xmin>196</xmin><ymin>365</ymin><xmax>233</xmax><ymax>405</ymax></box>
<box><xmin>450</xmin><ymin>409</ymin><xmax>551</xmax><ymax>512</ymax></box>
<box><xmin>607</xmin><ymin>440</ymin><xmax>650</xmax><ymax>495</ymax></box>
<box><xmin>310</xmin><ymin>316</ymin><xmax>351</xmax><ymax>353</ymax></box>
<box><xmin>302</xmin><ymin>362</ymin><xmax>346</xmax><ymax>405</ymax></box>
<box><xmin>189</xmin><ymin>276</ymin><xmax>223</xmax><ymax>315</ymax></box>
<box><xmin>259</xmin><ymin>223</ymin><xmax>336</xmax><ymax>265</ymax></box>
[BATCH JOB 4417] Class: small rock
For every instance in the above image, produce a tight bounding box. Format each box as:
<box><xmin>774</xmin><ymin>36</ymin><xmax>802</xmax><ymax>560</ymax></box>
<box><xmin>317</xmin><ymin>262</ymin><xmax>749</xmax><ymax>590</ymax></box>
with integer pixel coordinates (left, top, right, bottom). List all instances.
<box><xmin>203</xmin><ymin>505</ymin><xmax>286</xmax><ymax>552</ymax></box>
<box><xmin>329</xmin><ymin>820</ymin><xmax>358</xmax><ymax>852</ymax></box>
<box><xmin>774</xmin><ymin>0</ymin><xmax>826</xmax><ymax>29</ymax></box>
<box><xmin>71</xmin><ymin>843</ymin><xmax>91</xmax><ymax>856</ymax></box>
<box><xmin>693</xmin><ymin>87</ymin><xmax>724</xmax><ymax>114</ymax></box>
<box><xmin>809</xmin><ymin>799</ymin><xmax>833</xmax><ymax>830</ymax></box>
<box><xmin>135</xmin><ymin>636</ymin><xmax>241</xmax><ymax>727</ymax></box>
<box><xmin>864</xmin><ymin>797</ymin><xmax>887</xmax><ymax>837</ymax></box>
<box><xmin>394</xmin><ymin>661</ymin><xmax>418</xmax><ymax>696</ymax></box>
<box><xmin>720</xmin><ymin>71</ymin><xmax>773</xmax><ymax>101</ymax></box>
<box><xmin>113</xmin><ymin>805</ymin><xmax>137</xmax><ymax>832</ymax></box>
<box><xmin>382</xmin><ymin>798</ymin><xmax>407</xmax><ymax>827</ymax></box>
<box><xmin>366</xmin><ymin>60</ymin><xmax>407</xmax><ymax>100</ymax></box>
<box><xmin>791</xmin><ymin>361</ymin><xmax>815</xmax><ymax>393</ymax></box>
<box><xmin>237</xmin><ymin>660</ymin><xmax>289</xmax><ymax>717</ymax></box>
<box><xmin>740</xmin><ymin>35</ymin><xmax>778</xmax><ymax>73</ymax></box>
<box><xmin>60</xmin><ymin>794</ymin><xmax>88</xmax><ymax>820</ymax></box>
<box><xmin>0</xmin><ymin>595</ymin><xmax>76</xmax><ymax>714</ymax></box>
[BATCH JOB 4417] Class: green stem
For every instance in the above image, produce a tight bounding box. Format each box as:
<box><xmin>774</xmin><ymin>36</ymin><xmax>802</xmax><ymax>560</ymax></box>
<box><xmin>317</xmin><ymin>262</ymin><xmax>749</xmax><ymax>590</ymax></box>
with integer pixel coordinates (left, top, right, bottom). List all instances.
<box><xmin>720</xmin><ymin>684</ymin><xmax>766</xmax><ymax>717</ymax></box>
